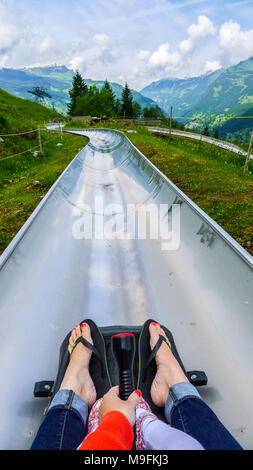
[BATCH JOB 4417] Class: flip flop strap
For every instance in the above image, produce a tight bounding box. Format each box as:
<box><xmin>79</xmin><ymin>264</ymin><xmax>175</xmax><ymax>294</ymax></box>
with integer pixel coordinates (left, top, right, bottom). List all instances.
<box><xmin>142</xmin><ymin>335</ymin><xmax>172</xmax><ymax>382</ymax></box>
<box><xmin>71</xmin><ymin>337</ymin><xmax>105</xmax><ymax>379</ymax></box>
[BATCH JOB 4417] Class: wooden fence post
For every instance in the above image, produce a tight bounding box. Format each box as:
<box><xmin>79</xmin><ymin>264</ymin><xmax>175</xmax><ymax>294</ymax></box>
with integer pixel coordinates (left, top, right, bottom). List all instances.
<box><xmin>169</xmin><ymin>106</ymin><xmax>173</xmax><ymax>143</ymax></box>
<box><xmin>244</xmin><ymin>129</ymin><xmax>253</xmax><ymax>174</ymax></box>
<box><xmin>38</xmin><ymin>127</ymin><xmax>42</xmax><ymax>153</ymax></box>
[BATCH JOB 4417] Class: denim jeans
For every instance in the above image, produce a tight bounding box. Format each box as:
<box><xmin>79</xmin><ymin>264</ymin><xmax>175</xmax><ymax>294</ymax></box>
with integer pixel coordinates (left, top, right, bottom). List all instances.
<box><xmin>165</xmin><ymin>383</ymin><xmax>242</xmax><ymax>450</ymax></box>
<box><xmin>31</xmin><ymin>384</ymin><xmax>242</xmax><ymax>450</ymax></box>
<box><xmin>31</xmin><ymin>390</ymin><xmax>89</xmax><ymax>450</ymax></box>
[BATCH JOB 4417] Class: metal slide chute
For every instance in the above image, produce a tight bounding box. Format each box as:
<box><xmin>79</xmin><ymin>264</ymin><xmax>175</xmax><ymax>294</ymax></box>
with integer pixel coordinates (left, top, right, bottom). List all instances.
<box><xmin>0</xmin><ymin>128</ymin><xmax>252</xmax><ymax>449</ymax></box>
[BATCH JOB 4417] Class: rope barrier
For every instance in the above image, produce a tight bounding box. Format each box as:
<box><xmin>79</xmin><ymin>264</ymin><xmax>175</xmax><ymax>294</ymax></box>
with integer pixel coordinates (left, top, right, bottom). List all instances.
<box><xmin>0</xmin><ymin>145</ymin><xmax>39</xmax><ymax>162</ymax></box>
<box><xmin>0</xmin><ymin>129</ymin><xmax>38</xmax><ymax>137</ymax></box>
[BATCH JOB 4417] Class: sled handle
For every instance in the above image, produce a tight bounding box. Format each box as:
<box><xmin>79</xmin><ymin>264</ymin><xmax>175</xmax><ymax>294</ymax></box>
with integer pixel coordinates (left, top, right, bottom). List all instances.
<box><xmin>111</xmin><ymin>334</ymin><xmax>135</xmax><ymax>400</ymax></box>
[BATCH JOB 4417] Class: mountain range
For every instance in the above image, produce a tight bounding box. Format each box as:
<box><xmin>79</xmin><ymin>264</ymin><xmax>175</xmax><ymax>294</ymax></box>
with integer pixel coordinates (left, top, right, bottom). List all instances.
<box><xmin>0</xmin><ymin>65</ymin><xmax>157</xmax><ymax>115</ymax></box>
<box><xmin>0</xmin><ymin>57</ymin><xmax>252</xmax><ymax>141</ymax></box>
<box><xmin>141</xmin><ymin>57</ymin><xmax>253</xmax><ymax>141</ymax></box>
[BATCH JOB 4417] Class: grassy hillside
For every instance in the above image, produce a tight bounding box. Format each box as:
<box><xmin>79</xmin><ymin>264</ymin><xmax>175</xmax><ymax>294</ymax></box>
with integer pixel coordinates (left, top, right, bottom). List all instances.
<box><xmin>0</xmin><ymin>87</ymin><xmax>61</xmax><ymax>131</ymax></box>
<box><xmin>0</xmin><ymin>88</ymin><xmax>252</xmax><ymax>257</ymax></box>
<box><xmin>0</xmin><ymin>87</ymin><xmax>62</xmax><ymax>160</ymax></box>
<box><xmin>187</xmin><ymin>58</ymin><xmax>253</xmax><ymax>140</ymax></box>
<box><xmin>141</xmin><ymin>69</ymin><xmax>223</xmax><ymax>116</ymax></box>
<box><xmin>0</xmin><ymin>89</ymin><xmax>87</xmax><ymax>253</ymax></box>
<box><xmin>0</xmin><ymin>65</ymin><xmax>158</xmax><ymax>115</ymax></box>
<box><xmin>191</xmin><ymin>58</ymin><xmax>253</xmax><ymax>115</ymax></box>
<box><xmin>68</xmin><ymin>120</ymin><xmax>252</xmax><ymax>256</ymax></box>
<box><xmin>141</xmin><ymin>57</ymin><xmax>253</xmax><ymax>141</ymax></box>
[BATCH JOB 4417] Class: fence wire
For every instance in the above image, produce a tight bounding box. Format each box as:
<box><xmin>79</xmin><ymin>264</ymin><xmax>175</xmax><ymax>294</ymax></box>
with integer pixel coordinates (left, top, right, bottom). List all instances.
<box><xmin>0</xmin><ymin>145</ymin><xmax>39</xmax><ymax>162</ymax></box>
<box><xmin>0</xmin><ymin>128</ymin><xmax>42</xmax><ymax>162</ymax></box>
<box><xmin>0</xmin><ymin>129</ymin><xmax>38</xmax><ymax>137</ymax></box>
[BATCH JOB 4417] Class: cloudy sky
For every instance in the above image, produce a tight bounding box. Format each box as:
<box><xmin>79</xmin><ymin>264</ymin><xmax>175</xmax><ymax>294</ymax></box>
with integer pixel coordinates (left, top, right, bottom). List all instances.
<box><xmin>0</xmin><ymin>0</ymin><xmax>253</xmax><ymax>90</ymax></box>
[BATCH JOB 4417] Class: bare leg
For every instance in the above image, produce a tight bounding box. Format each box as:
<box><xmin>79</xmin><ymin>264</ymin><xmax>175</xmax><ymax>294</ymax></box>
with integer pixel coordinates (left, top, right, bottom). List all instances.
<box><xmin>149</xmin><ymin>322</ymin><xmax>189</xmax><ymax>407</ymax></box>
<box><xmin>60</xmin><ymin>323</ymin><xmax>96</xmax><ymax>408</ymax></box>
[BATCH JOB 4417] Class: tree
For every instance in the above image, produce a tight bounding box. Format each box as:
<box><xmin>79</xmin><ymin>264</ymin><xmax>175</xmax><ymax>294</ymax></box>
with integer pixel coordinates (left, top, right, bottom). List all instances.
<box><xmin>203</xmin><ymin>124</ymin><xmax>210</xmax><ymax>136</ymax></box>
<box><xmin>74</xmin><ymin>85</ymin><xmax>118</xmax><ymax>118</ymax></box>
<box><xmin>114</xmin><ymin>98</ymin><xmax>121</xmax><ymax>117</ymax></box>
<box><xmin>121</xmin><ymin>83</ymin><xmax>133</xmax><ymax>118</ymax></box>
<box><xmin>102</xmin><ymin>80</ymin><xmax>116</xmax><ymax>116</ymax></box>
<box><xmin>74</xmin><ymin>85</ymin><xmax>100</xmax><ymax>116</ymax></box>
<box><xmin>68</xmin><ymin>71</ymin><xmax>88</xmax><ymax>116</ymax></box>
<box><xmin>28</xmin><ymin>87</ymin><xmax>52</xmax><ymax>105</ymax></box>
<box><xmin>143</xmin><ymin>105</ymin><xmax>164</xmax><ymax>119</ymax></box>
<box><xmin>213</xmin><ymin>129</ymin><xmax>219</xmax><ymax>139</ymax></box>
<box><xmin>132</xmin><ymin>102</ymin><xmax>141</xmax><ymax>119</ymax></box>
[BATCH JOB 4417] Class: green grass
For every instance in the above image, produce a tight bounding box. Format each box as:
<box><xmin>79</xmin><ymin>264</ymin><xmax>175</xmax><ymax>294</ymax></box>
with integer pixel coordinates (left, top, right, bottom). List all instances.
<box><xmin>1</xmin><ymin>113</ymin><xmax>252</xmax><ymax>257</ymax></box>
<box><xmin>0</xmin><ymin>130</ymin><xmax>87</xmax><ymax>254</ymax></box>
<box><xmin>0</xmin><ymin>87</ymin><xmax>62</xmax><ymax>160</ymax></box>
<box><xmin>130</xmin><ymin>130</ymin><xmax>253</xmax><ymax>256</ymax></box>
<box><xmin>0</xmin><ymin>89</ymin><xmax>87</xmax><ymax>254</ymax></box>
<box><xmin>80</xmin><ymin>120</ymin><xmax>252</xmax><ymax>256</ymax></box>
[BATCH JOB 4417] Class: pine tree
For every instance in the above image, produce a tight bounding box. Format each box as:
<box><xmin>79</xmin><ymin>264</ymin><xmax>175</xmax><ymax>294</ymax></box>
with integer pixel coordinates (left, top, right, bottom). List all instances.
<box><xmin>103</xmin><ymin>79</ymin><xmax>112</xmax><ymax>92</ymax></box>
<box><xmin>102</xmin><ymin>80</ymin><xmax>116</xmax><ymax>114</ymax></box>
<box><xmin>213</xmin><ymin>129</ymin><xmax>219</xmax><ymax>139</ymax></box>
<box><xmin>121</xmin><ymin>83</ymin><xmax>133</xmax><ymax>118</ymax></box>
<box><xmin>68</xmin><ymin>71</ymin><xmax>88</xmax><ymax>116</ymax></box>
<box><xmin>203</xmin><ymin>124</ymin><xmax>210</xmax><ymax>136</ymax></box>
<box><xmin>132</xmin><ymin>102</ymin><xmax>141</xmax><ymax>119</ymax></box>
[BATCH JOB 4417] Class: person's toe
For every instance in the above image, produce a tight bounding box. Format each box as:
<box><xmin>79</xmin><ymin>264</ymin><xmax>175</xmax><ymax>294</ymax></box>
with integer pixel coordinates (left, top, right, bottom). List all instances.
<box><xmin>68</xmin><ymin>328</ymin><xmax>76</xmax><ymax>353</ymax></box>
<box><xmin>149</xmin><ymin>322</ymin><xmax>161</xmax><ymax>350</ymax></box>
<box><xmin>75</xmin><ymin>324</ymin><xmax>81</xmax><ymax>337</ymax></box>
<box><xmin>81</xmin><ymin>323</ymin><xmax>93</xmax><ymax>344</ymax></box>
<box><xmin>128</xmin><ymin>390</ymin><xmax>142</xmax><ymax>406</ymax></box>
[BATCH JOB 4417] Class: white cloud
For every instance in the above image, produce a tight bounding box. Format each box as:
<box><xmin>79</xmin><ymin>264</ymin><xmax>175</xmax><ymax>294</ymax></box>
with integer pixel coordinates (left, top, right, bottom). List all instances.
<box><xmin>137</xmin><ymin>50</ymin><xmax>150</xmax><ymax>60</ymax></box>
<box><xmin>180</xmin><ymin>15</ymin><xmax>216</xmax><ymax>54</ymax></box>
<box><xmin>148</xmin><ymin>43</ymin><xmax>181</xmax><ymax>72</ymax></box>
<box><xmin>69</xmin><ymin>56</ymin><xmax>86</xmax><ymax>71</ymax></box>
<box><xmin>219</xmin><ymin>20</ymin><xmax>253</xmax><ymax>65</ymax></box>
<box><xmin>93</xmin><ymin>33</ymin><xmax>110</xmax><ymax>46</ymax></box>
<box><xmin>204</xmin><ymin>60</ymin><xmax>222</xmax><ymax>73</ymax></box>
<box><xmin>37</xmin><ymin>36</ymin><xmax>55</xmax><ymax>54</ymax></box>
<box><xmin>0</xmin><ymin>1</ymin><xmax>23</xmax><ymax>54</ymax></box>
<box><xmin>1</xmin><ymin>1</ymin><xmax>253</xmax><ymax>91</ymax></box>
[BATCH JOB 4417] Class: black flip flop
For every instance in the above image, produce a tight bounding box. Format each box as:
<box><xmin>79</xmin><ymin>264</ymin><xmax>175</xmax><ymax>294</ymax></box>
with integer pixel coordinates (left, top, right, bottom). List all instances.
<box><xmin>52</xmin><ymin>319</ymin><xmax>112</xmax><ymax>400</ymax></box>
<box><xmin>137</xmin><ymin>319</ymin><xmax>186</xmax><ymax>421</ymax></box>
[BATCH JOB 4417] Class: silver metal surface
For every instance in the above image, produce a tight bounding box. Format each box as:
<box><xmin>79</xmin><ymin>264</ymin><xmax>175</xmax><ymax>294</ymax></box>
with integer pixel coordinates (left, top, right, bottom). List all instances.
<box><xmin>148</xmin><ymin>127</ymin><xmax>253</xmax><ymax>160</ymax></box>
<box><xmin>0</xmin><ymin>127</ymin><xmax>252</xmax><ymax>449</ymax></box>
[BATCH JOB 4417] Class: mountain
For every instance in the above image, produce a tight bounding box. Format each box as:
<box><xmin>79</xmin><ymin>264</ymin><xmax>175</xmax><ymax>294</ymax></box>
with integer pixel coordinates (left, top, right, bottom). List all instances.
<box><xmin>0</xmin><ymin>87</ymin><xmax>61</xmax><ymax>132</ymax></box>
<box><xmin>0</xmin><ymin>87</ymin><xmax>61</xmax><ymax>160</ymax></box>
<box><xmin>184</xmin><ymin>58</ymin><xmax>253</xmax><ymax>140</ymax></box>
<box><xmin>141</xmin><ymin>57</ymin><xmax>253</xmax><ymax>141</ymax></box>
<box><xmin>0</xmin><ymin>65</ymin><xmax>157</xmax><ymax>115</ymax></box>
<box><xmin>141</xmin><ymin>69</ymin><xmax>223</xmax><ymax>116</ymax></box>
<box><xmin>188</xmin><ymin>58</ymin><xmax>253</xmax><ymax>116</ymax></box>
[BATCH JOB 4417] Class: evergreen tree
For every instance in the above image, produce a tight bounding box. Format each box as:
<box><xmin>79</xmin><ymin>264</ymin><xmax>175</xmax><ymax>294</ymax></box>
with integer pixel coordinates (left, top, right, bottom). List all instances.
<box><xmin>213</xmin><ymin>129</ymin><xmax>219</xmax><ymax>139</ymax></box>
<box><xmin>121</xmin><ymin>83</ymin><xmax>133</xmax><ymax>118</ymax></box>
<box><xmin>68</xmin><ymin>71</ymin><xmax>88</xmax><ymax>116</ymax></box>
<box><xmin>143</xmin><ymin>105</ymin><xmax>164</xmax><ymax>119</ymax></box>
<box><xmin>102</xmin><ymin>80</ymin><xmax>116</xmax><ymax>115</ymax></box>
<box><xmin>132</xmin><ymin>102</ymin><xmax>141</xmax><ymax>119</ymax></box>
<box><xmin>203</xmin><ymin>124</ymin><xmax>210</xmax><ymax>136</ymax></box>
<box><xmin>103</xmin><ymin>79</ymin><xmax>113</xmax><ymax>92</ymax></box>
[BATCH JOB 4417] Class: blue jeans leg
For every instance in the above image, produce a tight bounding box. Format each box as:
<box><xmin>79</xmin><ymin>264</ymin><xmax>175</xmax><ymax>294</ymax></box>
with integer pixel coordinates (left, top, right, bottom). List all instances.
<box><xmin>165</xmin><ymin>382</ymin><xmax>242</xmax><ymax>450</ymax></box>
<box><xmin>31</xmin><ymin>390</ymin><xmax>88</xmax><ymax>450</ymax></box>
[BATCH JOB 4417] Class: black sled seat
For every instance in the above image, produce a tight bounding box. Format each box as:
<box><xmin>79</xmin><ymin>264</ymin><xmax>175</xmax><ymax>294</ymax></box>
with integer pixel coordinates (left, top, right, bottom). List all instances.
<box><xmin>34</xmin><ymin>321</ymin><xmax>207</xmax><ymax>423</ymax></box>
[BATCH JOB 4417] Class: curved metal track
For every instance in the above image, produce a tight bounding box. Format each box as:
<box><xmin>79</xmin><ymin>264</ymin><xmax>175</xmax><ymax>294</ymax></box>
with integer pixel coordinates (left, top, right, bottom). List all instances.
<box><xmin>148</xmin><ymin>127</ymin><xmax>253</xmax><ymax>160</ymax></box>
<box><xmin>0</xmin><ymin>127</ymin><xmax>252</xmax><ymax>449</ymax></box>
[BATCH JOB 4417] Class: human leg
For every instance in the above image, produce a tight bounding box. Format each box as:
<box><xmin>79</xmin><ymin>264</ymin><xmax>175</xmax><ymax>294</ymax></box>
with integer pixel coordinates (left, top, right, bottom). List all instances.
<box><xmin>31</xmin><ymin>323</ymin><xmax>96</xmax><ymax>450</ymax></box>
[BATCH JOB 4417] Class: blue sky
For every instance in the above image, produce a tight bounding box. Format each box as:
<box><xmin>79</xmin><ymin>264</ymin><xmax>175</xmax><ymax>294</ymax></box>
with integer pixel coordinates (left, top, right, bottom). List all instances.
<box><xmin>0</xmin><ymin>0</ymin><xmax>253</xmax><ymax>89</ymax></box>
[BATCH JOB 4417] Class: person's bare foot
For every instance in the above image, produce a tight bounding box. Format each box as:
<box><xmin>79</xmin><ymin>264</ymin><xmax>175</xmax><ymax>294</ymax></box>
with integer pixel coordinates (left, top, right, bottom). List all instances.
<box><xmin>149</xmin><ymin>322</ymin><xmax>189</xmax><ymax>407</ymax></box>
<box><xmin>60</xmin><ymin>323</ymin><xmax>96</xmax><ymax>408</ymax></box>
